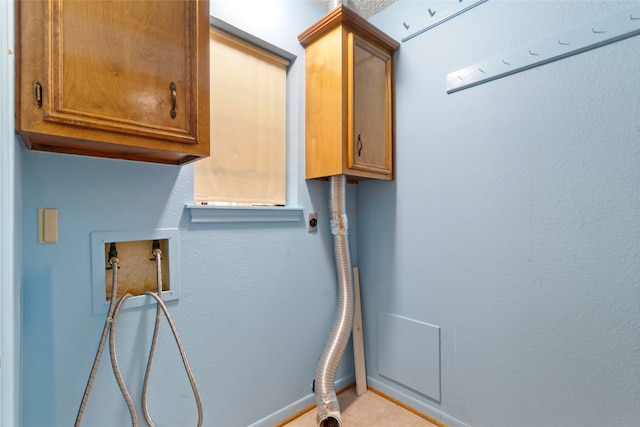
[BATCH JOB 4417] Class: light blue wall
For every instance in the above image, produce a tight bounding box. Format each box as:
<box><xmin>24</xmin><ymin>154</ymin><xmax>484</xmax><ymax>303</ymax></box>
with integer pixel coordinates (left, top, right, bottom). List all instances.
<box><xmin>18</xmin><ymin>1</ymin><xmax>640</xmax><ymax>426</ymax></box>
<box><xmin>21</xmin><ymin>1</ymin><xmax>358</xmax><ymax>426</ymax></box>
<box><xmin>362</xmin><ymin>1</ymin><xmax>640</xmax><ymax>426</ymax></box>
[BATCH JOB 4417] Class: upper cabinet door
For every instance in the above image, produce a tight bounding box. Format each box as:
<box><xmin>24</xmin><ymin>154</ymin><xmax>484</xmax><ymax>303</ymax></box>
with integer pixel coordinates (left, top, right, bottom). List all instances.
<box><xmin>16</xmin><ymin>0</ymin><xmax>210</xmax><ymax>165</ymax></box>
<box><xmin>48</xmin><ymin>1</ymin><xmax>194</xmax><ymax>141</ymax></box>
<box><xmin>348</xmin><ymin>33</ymin><xmax>393</xmax><ymax>177</ymax></box>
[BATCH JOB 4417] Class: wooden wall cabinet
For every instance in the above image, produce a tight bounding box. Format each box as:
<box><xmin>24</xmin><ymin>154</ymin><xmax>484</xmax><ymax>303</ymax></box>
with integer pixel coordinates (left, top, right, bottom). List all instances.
<box><xmin>15</xmin><ymin>0</ymin><xmax>210</xmax><ymax>165</ymax></box>
<box><xmin>298</xmin><ymin>5</ymin><xmax>399</xmax><ymax>181</ymax></box>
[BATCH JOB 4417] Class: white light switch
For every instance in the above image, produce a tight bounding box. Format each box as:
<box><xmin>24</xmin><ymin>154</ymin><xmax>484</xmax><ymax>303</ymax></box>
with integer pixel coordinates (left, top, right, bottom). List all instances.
<box><xmin>39</xmin><ymin>208</ymin><xmax>58</xmax><ymax>244</ymax></box>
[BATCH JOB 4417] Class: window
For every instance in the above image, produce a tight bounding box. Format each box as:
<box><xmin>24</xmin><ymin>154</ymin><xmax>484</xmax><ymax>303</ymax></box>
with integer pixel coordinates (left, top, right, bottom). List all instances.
<box><xmin>194</xmin><ymin>21</ymin><xmax>291</xmax><ymax>206</ymax></box>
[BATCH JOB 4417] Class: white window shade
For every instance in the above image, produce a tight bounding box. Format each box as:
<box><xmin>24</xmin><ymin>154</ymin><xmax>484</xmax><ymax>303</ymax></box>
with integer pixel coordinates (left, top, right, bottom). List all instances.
<box><xmin>195</xmin><ymin>27</ymin><xmax>289</xmax><ymax>206</ymax></box>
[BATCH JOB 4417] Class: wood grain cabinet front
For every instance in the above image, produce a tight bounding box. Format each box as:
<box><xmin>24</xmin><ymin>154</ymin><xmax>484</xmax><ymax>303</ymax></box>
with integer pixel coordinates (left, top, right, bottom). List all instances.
<box><xmin>299</xmin><ymin>5</ymin><xmax>399</xmax><ymax>181</ymax></box>
<box><xmin>15</xmin><ymin>0</ymin><xmax>210</xmax><ymax>165</ymax></box>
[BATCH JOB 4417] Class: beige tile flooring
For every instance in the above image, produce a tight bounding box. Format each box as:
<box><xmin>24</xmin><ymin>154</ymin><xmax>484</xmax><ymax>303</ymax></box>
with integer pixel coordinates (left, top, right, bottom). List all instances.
<box><xmin>281</xmin><ymin>387</ymin><xmax>443</xmax><ymax>427</ymax></box>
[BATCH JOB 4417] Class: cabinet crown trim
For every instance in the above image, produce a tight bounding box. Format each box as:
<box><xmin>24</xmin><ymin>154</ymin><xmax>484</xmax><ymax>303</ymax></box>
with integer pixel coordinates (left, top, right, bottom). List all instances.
<box><xmin>298</xmin><ymin>4</ymin><xmax>399</xmax><ymax>51</ymax></box>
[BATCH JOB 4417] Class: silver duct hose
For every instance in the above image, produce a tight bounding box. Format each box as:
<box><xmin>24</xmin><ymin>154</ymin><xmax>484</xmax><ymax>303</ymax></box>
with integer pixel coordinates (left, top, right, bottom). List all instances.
<box><xmin>315</xmin><ymin>175</ymin><xmax>355</xmax><ymax>427</ymax></box>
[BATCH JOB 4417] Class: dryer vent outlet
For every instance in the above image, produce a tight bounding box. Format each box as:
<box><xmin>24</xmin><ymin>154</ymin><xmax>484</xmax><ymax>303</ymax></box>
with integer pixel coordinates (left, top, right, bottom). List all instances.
<box><xmin>308</xmin><ymin>213</ymin><xmax>318</xmax><ymax>232</ymax></box>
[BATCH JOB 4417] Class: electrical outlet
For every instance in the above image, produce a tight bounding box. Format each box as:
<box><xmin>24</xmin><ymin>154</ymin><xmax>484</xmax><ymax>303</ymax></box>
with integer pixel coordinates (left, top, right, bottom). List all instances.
<box><xmin>307</xmin><ymin>213</ymin><xmax>318</xmax><ymax>232</ymax></box>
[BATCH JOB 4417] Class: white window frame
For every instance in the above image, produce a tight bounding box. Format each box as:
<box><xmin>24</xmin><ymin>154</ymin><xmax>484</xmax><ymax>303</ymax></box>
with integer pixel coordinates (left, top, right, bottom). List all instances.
<box><xmin>187</xmin><ymin>17</ymin><xmax>303</xmax><ymax>224</ymax></box>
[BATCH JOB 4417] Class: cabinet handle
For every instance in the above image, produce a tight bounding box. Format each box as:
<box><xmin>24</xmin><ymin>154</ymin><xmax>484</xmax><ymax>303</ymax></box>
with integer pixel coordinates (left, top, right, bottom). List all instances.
<box><xmin>357</xmin><ymin>134</ymin><xmax>363</xmax><ymax>157</ymax></box>
<box><xmin>33</xmin><ymin>81</ymin><xmax>43</xmax><ymax>108</ymax></box>
<box><xmin>169</xmin><ymin>82</ymin><xmax>177</xmax><ymax>119</ymax></box>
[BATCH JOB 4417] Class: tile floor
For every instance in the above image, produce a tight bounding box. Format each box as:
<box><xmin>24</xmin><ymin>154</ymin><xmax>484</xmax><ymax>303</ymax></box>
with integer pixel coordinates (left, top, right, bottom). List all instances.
<box><xmin>282</xmin><ymin>387</ymin><xmax>442</xmax><ymax>427</ymax></box>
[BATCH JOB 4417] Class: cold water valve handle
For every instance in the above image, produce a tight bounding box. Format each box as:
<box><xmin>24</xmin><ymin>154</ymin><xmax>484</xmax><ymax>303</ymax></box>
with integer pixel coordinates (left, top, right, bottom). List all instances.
<box><xmin>149</xmin><ymin>240</ymin><xmax>161</xmax><ymax>260</ymax></box>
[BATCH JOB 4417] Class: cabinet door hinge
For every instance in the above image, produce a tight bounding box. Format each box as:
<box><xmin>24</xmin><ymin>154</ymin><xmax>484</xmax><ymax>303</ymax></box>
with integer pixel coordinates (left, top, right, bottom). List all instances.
<box><xmin>32</xmin><ymin>81</ymin><xmax>43</xmax><ymax>108</ymax></box>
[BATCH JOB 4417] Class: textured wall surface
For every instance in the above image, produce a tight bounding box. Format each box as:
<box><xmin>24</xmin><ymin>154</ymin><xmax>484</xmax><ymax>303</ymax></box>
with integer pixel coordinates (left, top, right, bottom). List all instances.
<box><xmin>362</xmin><ymin>1</ymin><xmax>640</xmax><ymax>426</ymax></box>
<box><xmin>312</xmin><ymin>0</ymin><xmax>398</xmax><ymax>18</ymax></box>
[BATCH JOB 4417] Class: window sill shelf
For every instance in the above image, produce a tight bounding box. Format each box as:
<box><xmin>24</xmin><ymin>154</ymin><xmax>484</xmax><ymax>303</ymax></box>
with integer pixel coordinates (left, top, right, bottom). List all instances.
<box><xmin>186</xmin><ymin>205</ymin><xmax>304</xmax><ymax>224</ymax></box>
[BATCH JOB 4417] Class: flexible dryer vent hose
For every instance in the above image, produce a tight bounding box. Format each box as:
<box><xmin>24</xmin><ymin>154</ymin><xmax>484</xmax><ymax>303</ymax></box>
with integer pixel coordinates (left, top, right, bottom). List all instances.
<box><xmin>315</xmin><ymin>175</ymin><xmax>355</xmax><ymax>427</ymax></box>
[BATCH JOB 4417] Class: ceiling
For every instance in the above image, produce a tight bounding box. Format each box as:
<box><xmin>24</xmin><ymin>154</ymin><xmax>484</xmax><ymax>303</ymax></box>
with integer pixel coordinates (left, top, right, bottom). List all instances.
<box><xmin>313</xmin><ymin>0</ymin><xmax>398</xmax><ymax>19</ymax></box>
